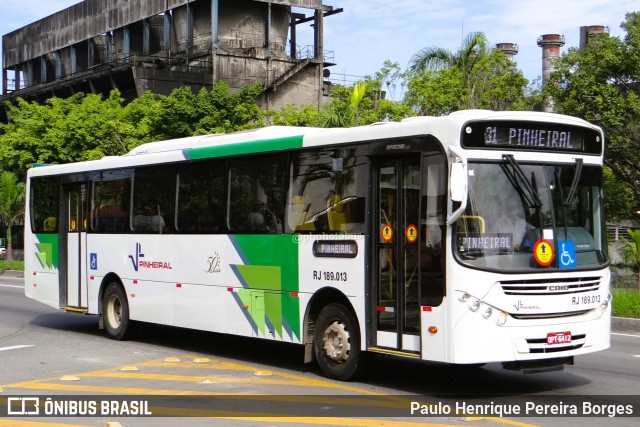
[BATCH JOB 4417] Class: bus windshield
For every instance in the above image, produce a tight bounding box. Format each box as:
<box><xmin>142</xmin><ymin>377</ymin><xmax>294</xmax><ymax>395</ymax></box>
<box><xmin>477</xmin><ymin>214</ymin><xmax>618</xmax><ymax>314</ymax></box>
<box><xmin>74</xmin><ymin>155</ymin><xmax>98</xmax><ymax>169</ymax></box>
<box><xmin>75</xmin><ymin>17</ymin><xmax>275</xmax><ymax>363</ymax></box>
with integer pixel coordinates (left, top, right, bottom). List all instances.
<box><xmin>455</xmin><ymin>161</ymin><xmax>608</xmax><ymax>272</ymax></box>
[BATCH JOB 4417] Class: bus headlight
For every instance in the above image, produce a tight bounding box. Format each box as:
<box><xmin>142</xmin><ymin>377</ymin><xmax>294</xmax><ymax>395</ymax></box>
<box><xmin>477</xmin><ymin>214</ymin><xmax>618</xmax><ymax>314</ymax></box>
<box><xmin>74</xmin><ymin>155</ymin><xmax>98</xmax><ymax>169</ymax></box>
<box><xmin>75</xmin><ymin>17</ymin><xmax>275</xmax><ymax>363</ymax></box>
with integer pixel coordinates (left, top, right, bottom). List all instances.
<box><xmin>595</xmin><ymin>295</ymin><xmax>611</xmax><ymax>318</ymax></box>
<box><xmin>496</xmin><ymin>311</ymin><xmax>507</xmax><ymax>326</ymax></box>
<box><xmin>481</xmin><ymin>306</ymin><xmax>493</xmax><ymax>319</ymax></box>
<box><xmin>469</xmin><ymin>299</ymin><xmax>480</xmax><ymax>312</ymax></box>
<box><xmin>458</xmin><ymin>292</ymin><xmax>470</xmax><ymax>303</ymax></box>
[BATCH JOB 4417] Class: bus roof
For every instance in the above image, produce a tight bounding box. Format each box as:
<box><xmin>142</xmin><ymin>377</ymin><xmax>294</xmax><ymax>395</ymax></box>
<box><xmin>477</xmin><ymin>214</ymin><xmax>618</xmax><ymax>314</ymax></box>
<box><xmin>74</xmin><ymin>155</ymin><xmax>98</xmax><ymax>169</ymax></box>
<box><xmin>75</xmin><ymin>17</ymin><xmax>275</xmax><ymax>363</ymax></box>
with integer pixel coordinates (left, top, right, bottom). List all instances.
<box><xmin>26</xmin><ymin>110</ymin><xmax>601</xmax><ymax>178</ymax></box>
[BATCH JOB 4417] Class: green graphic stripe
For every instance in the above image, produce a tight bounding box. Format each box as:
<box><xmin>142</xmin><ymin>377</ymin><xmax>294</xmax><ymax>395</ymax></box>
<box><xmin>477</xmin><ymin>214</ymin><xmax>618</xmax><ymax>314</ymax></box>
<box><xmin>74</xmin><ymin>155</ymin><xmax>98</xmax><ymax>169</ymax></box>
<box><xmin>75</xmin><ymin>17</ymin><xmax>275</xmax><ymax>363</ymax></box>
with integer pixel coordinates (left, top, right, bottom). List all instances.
<box><xmin>230</xmin><ymin>235</ymin><xmax>300</xmax><ymax>340</ymax></box>
<box><xmin>183</xmin><ymin>135</ymin><xmax>304</xmax><ymax>160</ymax></box>
<box><xmin>35</xmin><ymin>233</ymin><xmax>59</xmax><ymax>270</ymax></box>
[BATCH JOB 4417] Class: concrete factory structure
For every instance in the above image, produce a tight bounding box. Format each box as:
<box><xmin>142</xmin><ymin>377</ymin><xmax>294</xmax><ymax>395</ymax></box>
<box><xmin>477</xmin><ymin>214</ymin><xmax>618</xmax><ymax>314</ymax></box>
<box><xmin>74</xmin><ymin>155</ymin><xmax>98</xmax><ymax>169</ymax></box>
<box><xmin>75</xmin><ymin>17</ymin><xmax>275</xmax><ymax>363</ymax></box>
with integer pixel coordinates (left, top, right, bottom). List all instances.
<box><xmin>0</xmin><ymin>0</ymin><xmax>340</xmax><ymax>119</ymax></box>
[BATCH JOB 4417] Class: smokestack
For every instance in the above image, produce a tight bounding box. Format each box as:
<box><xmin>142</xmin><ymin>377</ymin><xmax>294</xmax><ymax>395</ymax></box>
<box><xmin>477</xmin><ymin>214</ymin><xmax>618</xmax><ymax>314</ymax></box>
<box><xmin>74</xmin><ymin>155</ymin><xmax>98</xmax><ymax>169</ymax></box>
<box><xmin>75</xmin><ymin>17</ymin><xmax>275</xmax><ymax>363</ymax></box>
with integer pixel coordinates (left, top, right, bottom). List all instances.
<box><xmin>579</xmin><ymin>25</ymin><xmax>609</xmax><ymax>49</ymax></box>
<box><xmin>495</xmin><ymin>43</ymin><xmax>519</xmax><ymax>61</ymax></box>
<box><xmin>537</xmin><ymin>34</ymin><xmax>565</xmax><ymax>83</ymax></box>
<box><xmin>537</xmin><ymin>34</ymin><xmax>565</xmax><ymax>112</ymax></box>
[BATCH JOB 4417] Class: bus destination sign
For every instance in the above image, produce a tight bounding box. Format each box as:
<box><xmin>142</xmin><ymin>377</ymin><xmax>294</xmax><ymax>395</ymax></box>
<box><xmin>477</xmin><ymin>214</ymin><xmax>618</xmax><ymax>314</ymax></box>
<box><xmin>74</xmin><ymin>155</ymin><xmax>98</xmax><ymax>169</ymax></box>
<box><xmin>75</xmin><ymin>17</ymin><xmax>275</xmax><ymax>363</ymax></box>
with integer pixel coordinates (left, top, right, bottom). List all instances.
<box><xmin>461</xmin><ymin>120</ymin><xmax>602</xmax><ymax>155</ymax></box>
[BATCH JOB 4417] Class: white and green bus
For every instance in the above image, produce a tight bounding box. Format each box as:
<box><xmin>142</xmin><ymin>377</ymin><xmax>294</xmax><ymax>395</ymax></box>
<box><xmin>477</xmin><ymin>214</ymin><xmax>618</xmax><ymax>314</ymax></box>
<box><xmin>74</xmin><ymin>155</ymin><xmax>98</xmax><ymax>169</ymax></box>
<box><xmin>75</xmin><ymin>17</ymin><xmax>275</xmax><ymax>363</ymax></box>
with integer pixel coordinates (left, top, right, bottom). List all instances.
<box><xmin>24</xmin><ymin>110</ymin><xmax>611</xmax><ymax>380</ymax></box>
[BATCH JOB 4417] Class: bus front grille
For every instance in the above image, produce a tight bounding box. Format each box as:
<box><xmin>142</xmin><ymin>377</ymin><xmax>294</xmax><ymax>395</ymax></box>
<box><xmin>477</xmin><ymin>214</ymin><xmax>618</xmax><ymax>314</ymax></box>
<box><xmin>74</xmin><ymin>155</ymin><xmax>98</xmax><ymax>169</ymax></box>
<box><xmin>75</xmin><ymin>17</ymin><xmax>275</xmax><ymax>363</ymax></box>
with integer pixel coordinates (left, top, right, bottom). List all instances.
<box><xmin>511</xmin><ymin>310</ymin><xmax>589</xmax><ymax>320</ymax></box>
<box><xmin>499</xmin><ymin>277</ymin><xmax>601</xmax><ymax>296</ymax></box>
<box><xmin>526</xmin><ymin>334</ymin><xmax>586</xmax><ymax>353</ymax></box>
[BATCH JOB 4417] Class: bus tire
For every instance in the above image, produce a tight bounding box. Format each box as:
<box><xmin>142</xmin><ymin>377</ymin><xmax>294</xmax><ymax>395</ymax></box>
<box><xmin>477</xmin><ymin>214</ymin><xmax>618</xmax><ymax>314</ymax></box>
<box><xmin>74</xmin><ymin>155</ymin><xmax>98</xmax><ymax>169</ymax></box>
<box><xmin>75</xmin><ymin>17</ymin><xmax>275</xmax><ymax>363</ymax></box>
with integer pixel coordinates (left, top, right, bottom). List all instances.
<box><xmin>102</xmin><ymin>282</ymin><xmax>131</xmax><ymax>340</ymax></box>
<box><xmin>314</xmin><ymin>303</ymin><xmax>362</xmax><ymax>381</ymax></box>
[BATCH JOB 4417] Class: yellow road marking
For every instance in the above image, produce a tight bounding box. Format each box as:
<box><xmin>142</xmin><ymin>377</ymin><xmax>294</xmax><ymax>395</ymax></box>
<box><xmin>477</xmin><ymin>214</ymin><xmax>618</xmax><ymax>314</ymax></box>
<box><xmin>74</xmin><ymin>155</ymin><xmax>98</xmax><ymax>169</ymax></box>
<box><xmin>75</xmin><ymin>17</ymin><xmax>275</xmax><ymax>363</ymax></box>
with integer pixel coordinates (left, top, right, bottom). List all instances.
<box><xmin>82</xmin><ymin>371</ymin><xmax>307</xmax><ymax>386</ymax></box>
<box><xmin>1</xmin><ymin>354</ymin><xmax>541</xmax><ymax>427</ymax></box>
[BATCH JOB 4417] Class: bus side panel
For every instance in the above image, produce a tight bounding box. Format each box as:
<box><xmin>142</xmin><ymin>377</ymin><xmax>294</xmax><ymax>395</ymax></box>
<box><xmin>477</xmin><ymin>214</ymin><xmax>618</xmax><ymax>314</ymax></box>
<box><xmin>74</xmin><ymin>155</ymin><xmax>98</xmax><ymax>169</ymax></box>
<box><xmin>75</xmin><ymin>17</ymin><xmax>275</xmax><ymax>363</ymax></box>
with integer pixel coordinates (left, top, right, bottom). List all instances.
<box><xmin>172</xmin><ymin>235</ymin><xmax>245</xmax><ymax>334</ymax></box>
<box><xmin>87</xmin><ymin>234</ymin><xmax>174</xmax><ymax>324</ymax></box>
<box><xmin>222</xmin><ymin>234</ymin><xmax>302</xmax><ymax>343</ymax></box>
<box><xmin>297</xmin><ymin>235</ymin><xmax>367</xmax><ymax>350</ymax></box>
<box><xmin>420</xmin><ymin>304</ymin><xmax>447</xmax><ymax>362</ymax></box>
<box><xmin>24</xmin><ymin>233</ymin><xmax>61</xmax><ymax>309</ymax></box>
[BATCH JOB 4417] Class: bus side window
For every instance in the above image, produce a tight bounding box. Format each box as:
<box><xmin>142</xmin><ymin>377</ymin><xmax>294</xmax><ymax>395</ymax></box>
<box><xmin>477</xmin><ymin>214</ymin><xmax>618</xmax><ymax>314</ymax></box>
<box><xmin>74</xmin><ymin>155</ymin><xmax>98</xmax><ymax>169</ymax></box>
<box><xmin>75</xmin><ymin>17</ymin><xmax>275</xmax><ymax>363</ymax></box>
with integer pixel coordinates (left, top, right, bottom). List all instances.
<box><xmin>176</xmin><ymin>161</ymin><xmax>224</xmax><ymax>233</ymax></box>
<box><xmin>93</xmin><ymin>177</ymin><xmax>130</xmax><ymax>233</ymax></box>
<box><xmin>287</xmin><ymin>148</ymin><xmax>366</xmax><ymax>234</ymax></box>
<box><xmin>131</xmin><ymin>165</ymin><xmax>175</xmax><ymax>233</ymax></box>
<box><xmin>30</xmin><ymin>176</ymin><xmax>61</xmax><ymax>233</ymax></box>
<box><xmin>228</xmin><ymin>155</ymin><xmax>286</xmax><ymax>234</ymax></box>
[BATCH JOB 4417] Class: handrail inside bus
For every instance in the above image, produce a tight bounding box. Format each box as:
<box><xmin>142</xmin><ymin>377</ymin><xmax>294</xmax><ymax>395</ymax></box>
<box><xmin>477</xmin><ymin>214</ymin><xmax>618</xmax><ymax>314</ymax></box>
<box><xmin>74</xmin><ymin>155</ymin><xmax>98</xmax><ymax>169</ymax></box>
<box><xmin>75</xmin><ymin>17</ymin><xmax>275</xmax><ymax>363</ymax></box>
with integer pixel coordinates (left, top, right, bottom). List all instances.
<box><xmin>446</xmin><ymin>146</ymin><xmax>468</xmax><ymax>226</ymax></box>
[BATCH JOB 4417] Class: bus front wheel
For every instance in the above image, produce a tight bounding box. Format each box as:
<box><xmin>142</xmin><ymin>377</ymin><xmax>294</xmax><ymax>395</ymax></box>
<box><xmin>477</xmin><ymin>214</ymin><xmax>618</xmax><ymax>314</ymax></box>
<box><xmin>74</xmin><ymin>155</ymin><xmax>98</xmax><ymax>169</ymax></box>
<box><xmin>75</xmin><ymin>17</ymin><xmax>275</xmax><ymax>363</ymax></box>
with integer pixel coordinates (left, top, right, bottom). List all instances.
<box><xmin>314</xmin><ymin>303</ymin><xmax>362</xmax><ymax>381</ymax></box>
<box><xmin>102</xmin><ymin>282</ymin><xmax>131</xmax><ymax>340</ymax></box>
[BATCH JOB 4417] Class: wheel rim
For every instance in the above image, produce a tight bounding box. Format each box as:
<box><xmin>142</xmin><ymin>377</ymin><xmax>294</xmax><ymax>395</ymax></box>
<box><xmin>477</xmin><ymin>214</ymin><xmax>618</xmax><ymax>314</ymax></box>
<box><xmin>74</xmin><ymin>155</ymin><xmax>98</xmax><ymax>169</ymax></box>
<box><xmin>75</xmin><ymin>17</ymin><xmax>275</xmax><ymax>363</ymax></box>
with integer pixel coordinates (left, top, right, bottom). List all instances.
<box><xmin>106</xmin><ymin>294</ymin><xmax>122</xmax><ymax>329</ymax></box>
<box><xmin>322</xmin><ymin>320</ymin><xmax>351</xmax><ymax>364</ymax></box>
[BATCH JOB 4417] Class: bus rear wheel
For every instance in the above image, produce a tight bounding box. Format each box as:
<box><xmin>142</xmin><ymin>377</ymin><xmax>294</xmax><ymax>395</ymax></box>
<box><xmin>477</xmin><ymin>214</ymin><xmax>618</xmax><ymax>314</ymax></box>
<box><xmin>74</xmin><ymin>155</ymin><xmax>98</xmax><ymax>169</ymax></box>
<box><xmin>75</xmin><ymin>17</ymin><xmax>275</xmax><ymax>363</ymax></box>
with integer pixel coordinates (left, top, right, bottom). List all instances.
<box><xmin>102</xmin><ymin>282</ymin><xmax>131</xmax><ymax>340</ymax></box>
<box><xmin>314</xmin><ymin>303</ymin><xmax>362</xmax><ymax>381</ymax></box>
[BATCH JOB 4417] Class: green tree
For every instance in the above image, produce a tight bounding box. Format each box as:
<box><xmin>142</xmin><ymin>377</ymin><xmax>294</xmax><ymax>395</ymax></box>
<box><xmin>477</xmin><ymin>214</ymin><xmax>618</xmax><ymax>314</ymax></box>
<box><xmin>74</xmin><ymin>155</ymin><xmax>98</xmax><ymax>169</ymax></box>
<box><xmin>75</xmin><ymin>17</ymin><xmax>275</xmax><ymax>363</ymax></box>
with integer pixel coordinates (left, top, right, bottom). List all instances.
<box><xmin>405</xmin><ymin>32</ymin><xmax>530</xmax><ymax>112</ymax></box>
<box><xmin>409</xmin><ymin>31</ymin><xmax>489</xmax><ymax>75</ymax></box>
<box><xmin>0</xmin><ymin>171</ymin><xmax>25</xmax><ymax>261</ymax></box>
<box><xmin>620</xmin><ymin>228</ymin><xmax>640</xmax><ymax>289</ymax></box>
<box><xmin>545</xmin><ymin>12</ymin><xmax>640</xmax><ymax>208</ymax></box>
<box><xmin>317</xmin><ymin>81</ymin><xmax>369</xmax><ymax>128</ymax></box>
<box><xmin>0</xmin><ymin>91</ymin><xmax>128</xmax><ymax>177</ymax></box>
<box><xmin>270</xmin><ymin>104</ymin><xmax>320</xmax><ymax>126</ymax></box>
<box><xmin>404</xmin><ymin>67</ymin><xmax>464</xmax><ymax>115</ymax></box>
<box><xmin>603</xmin><ymin>167</ymin><xmax>635</xmax><ymax>221</ymax></box>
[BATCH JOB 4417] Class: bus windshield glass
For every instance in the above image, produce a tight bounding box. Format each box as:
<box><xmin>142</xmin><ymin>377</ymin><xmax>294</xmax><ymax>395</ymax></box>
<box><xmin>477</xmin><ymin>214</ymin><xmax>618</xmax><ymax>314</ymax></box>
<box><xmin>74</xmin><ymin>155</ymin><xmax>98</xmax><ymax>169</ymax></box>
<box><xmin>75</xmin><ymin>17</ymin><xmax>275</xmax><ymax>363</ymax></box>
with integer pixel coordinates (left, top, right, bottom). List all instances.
<box><xmin>455</xmin><ymin>161</ymin><xmax>608</xmax><ymax>272</ymax></box>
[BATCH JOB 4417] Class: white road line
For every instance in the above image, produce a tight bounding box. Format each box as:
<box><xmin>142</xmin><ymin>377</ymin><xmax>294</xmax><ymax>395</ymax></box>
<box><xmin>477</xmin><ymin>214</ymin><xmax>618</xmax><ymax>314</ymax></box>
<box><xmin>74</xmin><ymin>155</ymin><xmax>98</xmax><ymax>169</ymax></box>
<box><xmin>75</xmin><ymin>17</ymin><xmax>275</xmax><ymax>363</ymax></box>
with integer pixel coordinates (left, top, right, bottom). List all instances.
<box><xmin>0</xmin><ymin>284</ymin><xmax>23</xmax><ymax>289</ymax></box>
<box><xmin>0</xmin><ymin>345</ymin><xmax>34</xmax><ymax>352</ymax></box>
<box><xmin>611</xmin><ymin>332</ymin><xmax>640</xmax><ymax>338</ymax></box>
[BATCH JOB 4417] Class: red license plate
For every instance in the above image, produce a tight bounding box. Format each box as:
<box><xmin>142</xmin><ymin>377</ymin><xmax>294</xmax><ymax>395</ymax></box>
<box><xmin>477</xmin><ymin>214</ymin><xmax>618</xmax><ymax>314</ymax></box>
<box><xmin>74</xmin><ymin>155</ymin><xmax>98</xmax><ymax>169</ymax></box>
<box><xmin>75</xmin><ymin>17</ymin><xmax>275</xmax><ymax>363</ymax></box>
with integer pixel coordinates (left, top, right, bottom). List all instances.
<box><xmin>546</xmin><ymin>331</ymin><xmax>571</xmax><ymax>345</ymax></box>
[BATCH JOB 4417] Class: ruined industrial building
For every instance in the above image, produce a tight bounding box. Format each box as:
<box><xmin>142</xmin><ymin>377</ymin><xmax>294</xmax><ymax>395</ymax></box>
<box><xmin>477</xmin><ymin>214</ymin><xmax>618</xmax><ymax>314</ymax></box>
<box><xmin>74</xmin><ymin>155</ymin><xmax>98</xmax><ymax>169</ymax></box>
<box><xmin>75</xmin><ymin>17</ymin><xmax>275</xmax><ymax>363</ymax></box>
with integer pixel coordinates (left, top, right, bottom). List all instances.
<box><xmin>0</xmin><ymin>0</ymin><xmax>340</xmax><ymax>121</ymax></box>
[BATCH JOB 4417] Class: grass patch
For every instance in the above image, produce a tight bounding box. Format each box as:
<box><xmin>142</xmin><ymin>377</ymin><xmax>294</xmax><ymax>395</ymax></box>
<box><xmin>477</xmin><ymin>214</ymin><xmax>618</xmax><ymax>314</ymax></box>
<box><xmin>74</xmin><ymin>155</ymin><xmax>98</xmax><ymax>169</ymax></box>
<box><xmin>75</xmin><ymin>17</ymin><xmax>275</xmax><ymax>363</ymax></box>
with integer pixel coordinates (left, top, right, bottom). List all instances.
<box><xmin>0</xmin><ymin>260</ymin><xmax>24</xmax><ymax>271</ymax></box>
<box><xmin>612</xmin><ymin>288</ymin><xmax>640</xmax><ymax>318</ymax></box>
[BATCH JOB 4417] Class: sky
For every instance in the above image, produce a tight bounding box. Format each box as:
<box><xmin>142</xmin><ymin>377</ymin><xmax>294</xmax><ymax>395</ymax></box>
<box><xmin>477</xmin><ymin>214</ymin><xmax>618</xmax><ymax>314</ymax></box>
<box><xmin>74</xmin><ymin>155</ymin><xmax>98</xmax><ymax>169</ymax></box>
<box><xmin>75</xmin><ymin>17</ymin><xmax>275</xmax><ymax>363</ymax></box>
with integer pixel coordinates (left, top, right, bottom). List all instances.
<box><xmin>1</xmin><ymin>0</ymin><xmax>638</xmax><ymax>97</ymax></box>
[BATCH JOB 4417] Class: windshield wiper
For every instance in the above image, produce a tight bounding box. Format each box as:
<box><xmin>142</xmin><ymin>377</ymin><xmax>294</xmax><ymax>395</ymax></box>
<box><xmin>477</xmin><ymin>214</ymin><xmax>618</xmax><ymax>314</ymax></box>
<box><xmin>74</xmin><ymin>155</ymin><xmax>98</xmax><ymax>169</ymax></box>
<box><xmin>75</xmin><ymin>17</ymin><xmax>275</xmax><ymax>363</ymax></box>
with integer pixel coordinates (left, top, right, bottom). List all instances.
<box><xmin>564</xmin><ymin>158</ymin><xmax>583</xmax><ymax>205</ymax></box>
<box><xmin>501</xmin><ymin>155</ymin><xmax>543</xmax><ymax>208</ymax></box>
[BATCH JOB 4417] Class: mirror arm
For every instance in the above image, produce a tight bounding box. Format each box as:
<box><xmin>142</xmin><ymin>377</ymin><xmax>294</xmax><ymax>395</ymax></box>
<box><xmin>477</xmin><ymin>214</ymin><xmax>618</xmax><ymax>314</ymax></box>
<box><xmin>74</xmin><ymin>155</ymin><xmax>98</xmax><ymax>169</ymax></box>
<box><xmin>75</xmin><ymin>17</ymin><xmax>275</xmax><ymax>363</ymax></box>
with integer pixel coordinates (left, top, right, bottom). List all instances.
<box><xmin>446</xmin><ymin>146</ymin><xmax>468</xmax><ymax>226</ymax></box>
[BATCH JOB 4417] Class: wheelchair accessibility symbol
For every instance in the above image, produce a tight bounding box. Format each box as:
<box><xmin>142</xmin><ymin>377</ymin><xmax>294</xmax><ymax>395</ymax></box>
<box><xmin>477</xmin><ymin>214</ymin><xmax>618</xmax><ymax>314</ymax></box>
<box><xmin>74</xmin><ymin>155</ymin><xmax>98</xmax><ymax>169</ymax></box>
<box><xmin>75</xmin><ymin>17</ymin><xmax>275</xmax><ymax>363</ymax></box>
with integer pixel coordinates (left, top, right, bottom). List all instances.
<box><xmin>558</xmin><ymin>241</ymin><xmax>576</xmax><ymax>269</ymax></box>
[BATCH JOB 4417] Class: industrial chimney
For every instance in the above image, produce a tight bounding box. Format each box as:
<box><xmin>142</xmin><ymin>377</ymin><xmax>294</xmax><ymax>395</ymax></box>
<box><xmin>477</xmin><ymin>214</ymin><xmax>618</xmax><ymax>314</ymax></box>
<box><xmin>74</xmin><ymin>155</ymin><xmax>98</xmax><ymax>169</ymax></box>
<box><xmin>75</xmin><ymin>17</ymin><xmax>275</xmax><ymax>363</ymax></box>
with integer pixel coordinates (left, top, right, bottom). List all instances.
<box><xmin>537</xmin><ymin>34</ymin><xmax>565</xmax><ymax>112</ymax></box>
<box><xmin>495</xmin><ymin>43</ymin><xmax>519</xmax><ymax>61</ymax></box>
<box><xmin>579</xmin><ymin>25</ymin><xmax>609</xmax><ymax>49</ymax></box>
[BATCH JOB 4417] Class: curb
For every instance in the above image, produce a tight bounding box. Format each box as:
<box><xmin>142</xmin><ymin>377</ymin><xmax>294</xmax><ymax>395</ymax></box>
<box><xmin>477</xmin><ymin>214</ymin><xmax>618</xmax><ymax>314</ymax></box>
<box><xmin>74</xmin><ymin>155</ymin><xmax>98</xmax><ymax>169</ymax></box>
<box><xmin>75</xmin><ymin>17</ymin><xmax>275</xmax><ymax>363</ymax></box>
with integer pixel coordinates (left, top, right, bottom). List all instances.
<box><xmin>0</xmin><ymin>269</ymin><xmax>24</xmax><ymax>278</ymax></box>
<box><xmin>612</xmin><ymin>316</ymin><xmax>640</xmax><ymax>333</ymax></box>
<box><xmin>2</xmin><ymin>269</ymin><xmax>639</xmax><ymax>333</ymax></box>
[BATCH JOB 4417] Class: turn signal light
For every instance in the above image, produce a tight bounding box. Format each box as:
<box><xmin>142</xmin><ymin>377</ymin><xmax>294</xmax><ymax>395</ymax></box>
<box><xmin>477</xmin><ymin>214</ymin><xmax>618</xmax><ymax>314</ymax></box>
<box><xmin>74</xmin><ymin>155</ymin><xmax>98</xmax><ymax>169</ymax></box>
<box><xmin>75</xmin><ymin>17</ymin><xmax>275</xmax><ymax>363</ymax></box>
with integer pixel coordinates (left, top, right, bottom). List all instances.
<box><xmin>427</xmin><ymin>326</ymin><xmax>438</xmax><ymax>334</ymax></box>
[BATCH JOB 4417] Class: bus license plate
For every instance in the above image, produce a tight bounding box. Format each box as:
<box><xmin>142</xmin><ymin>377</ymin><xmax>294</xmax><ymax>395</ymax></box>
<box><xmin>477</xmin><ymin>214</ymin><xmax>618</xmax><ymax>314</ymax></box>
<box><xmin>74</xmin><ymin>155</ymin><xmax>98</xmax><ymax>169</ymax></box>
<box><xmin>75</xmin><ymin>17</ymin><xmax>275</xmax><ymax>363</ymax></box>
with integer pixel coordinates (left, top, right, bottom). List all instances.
<box><xmin>546</xmin><ymin>331</ymin><xmax>571</xmax><ymax>345</ymax></box>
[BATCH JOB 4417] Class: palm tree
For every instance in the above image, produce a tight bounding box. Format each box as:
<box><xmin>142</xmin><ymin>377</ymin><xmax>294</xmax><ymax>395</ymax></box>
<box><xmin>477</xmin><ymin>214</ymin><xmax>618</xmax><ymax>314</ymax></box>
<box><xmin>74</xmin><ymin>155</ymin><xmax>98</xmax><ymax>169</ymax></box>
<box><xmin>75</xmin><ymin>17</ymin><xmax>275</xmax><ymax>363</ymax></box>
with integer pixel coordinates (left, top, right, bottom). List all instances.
<box><xmin>409</xmin><ymin>31</ymin><xmax>490</xmax><ymax>74</ymax></box>
<box><xmin>620</xmin><ymin>228</ymin><xmax>640</xmax><ymax>289</ymax></box>
<box><xmin>318</xmin><ymin>81</ymin><xmax>368</xmax><ymax>128</ymax></box>
<box><xmin>0</xmin><ymin>171</ymin><xmax>26</xmax><ymax>262</ymax></box>
<box><xmin>409</xmin><ymin>32</ymin><xmax>491</xmax><ymax>108</ymax></box>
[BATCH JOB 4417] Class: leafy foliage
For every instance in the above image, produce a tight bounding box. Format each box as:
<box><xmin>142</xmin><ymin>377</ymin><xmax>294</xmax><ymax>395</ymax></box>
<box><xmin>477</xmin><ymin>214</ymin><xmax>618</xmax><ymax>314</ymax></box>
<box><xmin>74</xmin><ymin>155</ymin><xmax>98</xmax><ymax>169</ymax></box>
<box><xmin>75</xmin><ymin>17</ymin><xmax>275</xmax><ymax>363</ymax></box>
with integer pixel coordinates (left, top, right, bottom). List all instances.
<box><xmin>0</xmin><ymin>82</ymin><xmax>266</xmax><ymax>179</ymax></box>
<box><xmin>0</xmin><ymin>171</ymin><xmax>25</xmax><ymax>261</ymax></box>
<box><xmin>620</xmin><ymin>228</ymin><xmax>640</xmax><ymax>289</ymax></box>
<box><xmin>546</xmin><ymin>12</ymin><xmax>640</xmax><ymax>208</ymax></box>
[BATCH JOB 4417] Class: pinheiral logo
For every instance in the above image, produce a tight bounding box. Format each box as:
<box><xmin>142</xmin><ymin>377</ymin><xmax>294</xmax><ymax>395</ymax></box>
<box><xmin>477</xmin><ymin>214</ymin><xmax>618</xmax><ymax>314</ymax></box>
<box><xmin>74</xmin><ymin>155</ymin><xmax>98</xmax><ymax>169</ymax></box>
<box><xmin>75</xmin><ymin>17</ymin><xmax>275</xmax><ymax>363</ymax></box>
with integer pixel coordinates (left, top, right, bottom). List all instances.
<box><xmin>128</xmin><ymin>243</ymin><xmax>173</xmax><ymax>271</ymax></box>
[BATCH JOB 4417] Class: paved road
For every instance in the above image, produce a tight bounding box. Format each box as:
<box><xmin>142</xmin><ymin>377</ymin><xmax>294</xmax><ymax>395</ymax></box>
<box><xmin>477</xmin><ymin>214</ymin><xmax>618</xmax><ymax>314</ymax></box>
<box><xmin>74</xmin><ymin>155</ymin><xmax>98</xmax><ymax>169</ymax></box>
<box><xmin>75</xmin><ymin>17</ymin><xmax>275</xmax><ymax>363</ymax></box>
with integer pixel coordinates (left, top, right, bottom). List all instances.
<box><xmin>1</xmin><ymin>275</ymin><xmax>639</xmax><ymax>427</ymax></box>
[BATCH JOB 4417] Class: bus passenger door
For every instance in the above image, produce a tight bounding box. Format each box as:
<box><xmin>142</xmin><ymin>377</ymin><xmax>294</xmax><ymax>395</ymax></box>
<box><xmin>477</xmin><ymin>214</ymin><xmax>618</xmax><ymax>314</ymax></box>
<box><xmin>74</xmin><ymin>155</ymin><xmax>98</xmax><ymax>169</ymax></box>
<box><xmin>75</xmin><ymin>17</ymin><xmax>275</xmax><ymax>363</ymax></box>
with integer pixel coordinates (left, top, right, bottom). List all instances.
<box><xmin>373</xmin><ymin>156</ymin><xmax>421</xmax><ymax>354</ymax></box>
<box><xmin>62</xmin><ymin>183</ymin><xmax>89</xmax><ymax>310</ymax></box>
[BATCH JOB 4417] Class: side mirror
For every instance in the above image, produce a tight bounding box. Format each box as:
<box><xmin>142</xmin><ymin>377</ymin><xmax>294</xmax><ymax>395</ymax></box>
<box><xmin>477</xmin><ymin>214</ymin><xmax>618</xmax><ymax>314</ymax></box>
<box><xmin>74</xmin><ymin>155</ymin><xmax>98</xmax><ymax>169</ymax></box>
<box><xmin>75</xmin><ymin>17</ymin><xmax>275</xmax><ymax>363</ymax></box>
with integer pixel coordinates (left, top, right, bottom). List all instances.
<box><xmin>450</xmin><ymin>163</ymin><xmax>466</xmax><ymax>202</ymax></box>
